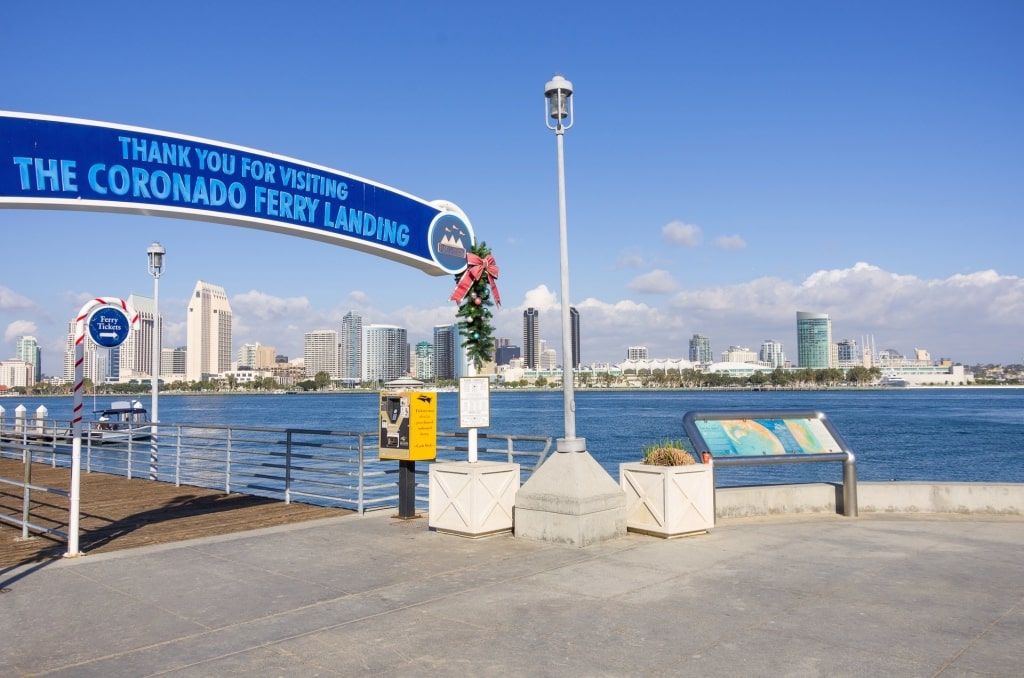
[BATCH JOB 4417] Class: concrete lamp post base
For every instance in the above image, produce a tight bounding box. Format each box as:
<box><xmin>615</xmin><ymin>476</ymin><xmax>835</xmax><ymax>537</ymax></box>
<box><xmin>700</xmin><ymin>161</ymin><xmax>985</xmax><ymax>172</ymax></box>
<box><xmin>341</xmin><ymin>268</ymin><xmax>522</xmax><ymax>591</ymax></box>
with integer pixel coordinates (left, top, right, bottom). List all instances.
<box><xmin>513</xmin><ymin>447</ymin><xmax>627</xmax><ymax>547</ymax></box>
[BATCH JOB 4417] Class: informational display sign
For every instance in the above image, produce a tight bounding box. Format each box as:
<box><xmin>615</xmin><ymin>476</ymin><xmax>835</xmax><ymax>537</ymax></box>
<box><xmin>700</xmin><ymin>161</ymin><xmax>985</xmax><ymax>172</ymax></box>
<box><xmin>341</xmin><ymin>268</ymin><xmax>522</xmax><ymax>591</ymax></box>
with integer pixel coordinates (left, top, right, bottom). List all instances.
<box><xmin>682</xmin><ymin>410</ymin><xmax>848</xmax><ymax>458</ymax></box>
<box><xmin>458</xmin><ymin>376</ymin><xmax>491</xmax><ymax>428</ymax></box>
<box><xmin>87</xmin><ymin>306</ymin><xmax>132</xmax><ymax>348</ymax></box>
<box><xmin>0</xmin><ymin>111</ymin><xmax>473</xmax><ymax>276</ymax></box>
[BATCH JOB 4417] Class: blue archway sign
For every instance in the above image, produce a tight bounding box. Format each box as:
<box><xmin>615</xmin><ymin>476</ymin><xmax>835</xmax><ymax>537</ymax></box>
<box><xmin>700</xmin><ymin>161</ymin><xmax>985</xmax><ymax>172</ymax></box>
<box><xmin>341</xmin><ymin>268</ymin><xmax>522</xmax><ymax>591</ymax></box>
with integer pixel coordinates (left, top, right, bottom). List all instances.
<box><xmin>0</xmin><ymin>111</ymin><xmax>472</xmax><ymax>276</ymax></box>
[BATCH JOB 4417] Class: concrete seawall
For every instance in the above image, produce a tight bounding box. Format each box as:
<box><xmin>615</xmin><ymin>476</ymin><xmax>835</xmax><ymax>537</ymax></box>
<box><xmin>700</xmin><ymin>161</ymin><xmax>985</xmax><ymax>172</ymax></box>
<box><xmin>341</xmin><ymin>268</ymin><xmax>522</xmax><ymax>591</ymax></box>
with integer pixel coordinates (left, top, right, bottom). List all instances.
<box><xmin>716</xmin><ymin>481</ymin><xmax>1024</xmax><ymax>519</ymax></box>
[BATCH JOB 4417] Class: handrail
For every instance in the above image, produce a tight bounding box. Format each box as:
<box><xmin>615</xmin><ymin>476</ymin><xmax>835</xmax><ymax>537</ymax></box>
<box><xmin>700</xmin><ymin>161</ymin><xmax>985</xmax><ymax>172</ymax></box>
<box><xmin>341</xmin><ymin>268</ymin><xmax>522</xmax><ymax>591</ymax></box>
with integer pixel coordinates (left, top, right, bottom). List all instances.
<box><xmin>1</xmin><ymin>419</ymin><xmax>554</xmax><ymax>541</ymax></box>
<box><xmin>0</xmin><ymin>450</ymin><xmax>70</xmax><ymax>540</ymax></box>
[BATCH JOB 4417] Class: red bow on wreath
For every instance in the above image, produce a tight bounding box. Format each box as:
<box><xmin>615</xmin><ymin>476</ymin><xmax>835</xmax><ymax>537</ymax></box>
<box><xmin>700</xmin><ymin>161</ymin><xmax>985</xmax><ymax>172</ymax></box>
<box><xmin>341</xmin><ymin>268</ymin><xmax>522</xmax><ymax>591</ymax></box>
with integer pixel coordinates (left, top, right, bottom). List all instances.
<box><xmin>449</xmin><ymin>253</ymin><xmax>501</xmax><ymax>307</ymax></box>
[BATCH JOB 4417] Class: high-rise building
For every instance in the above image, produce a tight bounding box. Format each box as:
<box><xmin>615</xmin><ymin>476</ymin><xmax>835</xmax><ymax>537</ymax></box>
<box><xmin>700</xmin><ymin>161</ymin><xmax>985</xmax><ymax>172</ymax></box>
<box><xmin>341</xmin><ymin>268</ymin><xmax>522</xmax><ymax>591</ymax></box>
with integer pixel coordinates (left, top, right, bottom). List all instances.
<box><xmin>759</xmin><ymin>340</ymin><xmax>786</xmax><ymax>368</ymax></box>
<box><xmin>340</xmin><ymin>310</ymin><xmax>362</xmax><ymax>385</ymax></box>
<box><xmin>721</xmin><ymin>346</ymin><xmax>757</xmax><ymax>363</ymax></box>
<box><xmin>836</xmin><ymin>339</ymin><xmax>863</xmax><ymax>367</ymax></box>
<box><xmin>454</xmin><ymin>323</ymin><xmax>473</xmax><ymax>378</ymax></box>
<box><xmin>0</xmin><ymin>359</ymin><xmax>34</xmax><ymax>388</ymax></box>
<box><xmin>627</xmin><ymin>346</ymin><xmax>648</xmax><ymax>361</ymax></box>
<box><xmin>255</xmin><ymin>345</ymin><xmax>277</xmax><ymax>369</ymax></box>
<box><xmin>523</xmin><ymin>307</ymin><xmax>540</xmax><ymax>369</ymax></box>
<box><xmin>64</xmin><ymin>320</ymin><xmax>105</xmax><ymax>383</ymax></box>
<box><xmin>540</xmin><ymin>347</ymin><xmax>558</xmax><ymax>370</ymax></box>
<box><xmin>495</xmin><ymin>345</ymin><xmax>521</xmax><ymax>366</ymax></box>
<box><xmin>162</xmin><ymin>346</ymin><xmax>187</xmax><ymax>380</ymax></box>
<box><xmin>119</xmin><ymin>293</ymin><xmax>159</xmax><ymax>382</ymax></box>
<box><xmin>237</xmin><ymin>343</ymin><xmax>260</xmax><ymax>369</ymax></box>
<box><xmin>689</xmin><ymin>334</ymin><xmax>712</xmax><ymax>364</ymax></box>
<box><xmin>433</xmin><ymin>324</ymin><xmax>457</xmax><ymax>380</ymax></box>
<box><xmin>414</xmin><ymin>341</ymin><xmax>434</xmax><ymax>381</ymax></box>
<box><xmin>186</xmin><ymin>280</ymin><xmax>233</xmax><ymax>382</ymax></box>
<box><xmin>569</xmin><ymin>306</ymin><xmax>580</xmax><ymax>369</ymax></box>
<box><xmin>796</xmin><ymin>311</ymin><xmax>832</xmax><ymax>369</ymax></box>
<box><xmin>364</xmin><ymin>324</ymin><xmax>408</xmax><ymax>383</ymax></box>
<box><xmin>303</xmin><ymin>330</ymin><xmax>340</xmax><ymax>379</ymax></box>
<box><xmin>14</xmin><ymin>335</ymin><xmax>41</xmax><ymax>382</ymax></box>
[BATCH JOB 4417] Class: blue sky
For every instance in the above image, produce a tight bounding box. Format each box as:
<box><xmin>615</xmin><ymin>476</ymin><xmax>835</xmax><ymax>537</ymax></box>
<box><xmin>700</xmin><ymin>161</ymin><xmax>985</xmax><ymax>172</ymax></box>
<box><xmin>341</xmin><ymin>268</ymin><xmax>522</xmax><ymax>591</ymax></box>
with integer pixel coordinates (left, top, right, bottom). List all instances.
<box><xmin>2</xmin><ymin>1</ymin><xmax>1022</xmax><ymax>370</ymax></box>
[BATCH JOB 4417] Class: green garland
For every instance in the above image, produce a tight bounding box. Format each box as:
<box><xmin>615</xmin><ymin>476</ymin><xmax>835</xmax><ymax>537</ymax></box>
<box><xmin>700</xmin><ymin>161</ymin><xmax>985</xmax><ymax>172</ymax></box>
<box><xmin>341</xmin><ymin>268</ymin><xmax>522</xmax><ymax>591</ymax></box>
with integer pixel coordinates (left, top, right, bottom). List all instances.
<box><xmin>454</xmin><ymin>242</ymin><xmax>497</xmax><ymax>369</ymax></box>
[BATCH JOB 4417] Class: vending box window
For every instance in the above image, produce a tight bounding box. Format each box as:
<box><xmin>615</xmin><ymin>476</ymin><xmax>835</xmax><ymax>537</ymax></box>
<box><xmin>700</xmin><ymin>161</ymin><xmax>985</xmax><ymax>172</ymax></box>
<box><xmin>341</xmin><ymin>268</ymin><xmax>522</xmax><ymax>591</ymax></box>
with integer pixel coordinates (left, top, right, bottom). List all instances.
<box><xmin>378</xmin><ymin>391</ymin><xmax>437</xmax><ymax>461</ymax></box>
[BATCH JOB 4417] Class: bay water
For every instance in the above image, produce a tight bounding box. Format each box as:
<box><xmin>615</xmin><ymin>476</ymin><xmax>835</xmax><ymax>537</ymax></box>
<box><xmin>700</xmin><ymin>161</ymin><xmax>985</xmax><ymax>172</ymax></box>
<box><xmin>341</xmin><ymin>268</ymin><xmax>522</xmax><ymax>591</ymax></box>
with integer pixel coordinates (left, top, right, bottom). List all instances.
<box><xmin>9</xmin><ymin>388</ymin><xmax>1021</xmax><ymax>487</ymax></box>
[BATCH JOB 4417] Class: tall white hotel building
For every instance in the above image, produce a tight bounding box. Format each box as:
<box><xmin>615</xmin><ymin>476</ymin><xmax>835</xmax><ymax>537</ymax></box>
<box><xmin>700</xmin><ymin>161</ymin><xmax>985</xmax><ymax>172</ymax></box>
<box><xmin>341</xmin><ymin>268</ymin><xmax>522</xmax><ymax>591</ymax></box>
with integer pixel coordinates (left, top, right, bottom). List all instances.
<box><xmin>64</xmin><ymin>321</ymin><xmax>104</xmax><ymax>383</ymax></box>
<box><xmin>304</xmin><ymin>330</ymin><xmax>340</xmax><ymax>380</ymax></box>
<box><xmin>119</xmin><ymin>293</ymin><xmax>160</xmax><ymax>382</ymax></box>
<box><xmin>186</xmin><ymin>280</ymin><xmax>233</xmax><ymax>383</ymax></box>
<box><xmin>364</xmin><ymin>324</ymin><xmax>408</xmax><ymax>384</ymax></box>
<box><xmin>340</xmin><ymin>310</ymin><xmax>362</xmax><ymax>386</ymax></box>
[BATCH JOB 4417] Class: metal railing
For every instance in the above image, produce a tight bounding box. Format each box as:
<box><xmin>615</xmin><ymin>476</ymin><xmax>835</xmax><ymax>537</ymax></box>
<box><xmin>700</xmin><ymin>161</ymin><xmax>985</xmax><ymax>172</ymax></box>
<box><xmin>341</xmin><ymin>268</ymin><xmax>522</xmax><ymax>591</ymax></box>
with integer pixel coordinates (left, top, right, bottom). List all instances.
<box><xmin>0</xmin><ymin>441</ymin><xmax>70</xmax><ymax>540</ymax></box>
<box><xmin>1</xmin><ymin>419</ymin><xmax>553</xmax><ymax>541</ymax></box>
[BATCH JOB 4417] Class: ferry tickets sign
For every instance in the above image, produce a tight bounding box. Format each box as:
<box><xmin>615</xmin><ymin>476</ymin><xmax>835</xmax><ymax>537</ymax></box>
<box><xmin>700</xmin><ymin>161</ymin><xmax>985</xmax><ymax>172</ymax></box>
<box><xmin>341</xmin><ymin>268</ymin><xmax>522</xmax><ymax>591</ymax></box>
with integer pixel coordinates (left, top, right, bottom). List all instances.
<box><xmin>0</xmin><ymin>111</ymin><xmax>473</xmax><ymax>276</ymax></box>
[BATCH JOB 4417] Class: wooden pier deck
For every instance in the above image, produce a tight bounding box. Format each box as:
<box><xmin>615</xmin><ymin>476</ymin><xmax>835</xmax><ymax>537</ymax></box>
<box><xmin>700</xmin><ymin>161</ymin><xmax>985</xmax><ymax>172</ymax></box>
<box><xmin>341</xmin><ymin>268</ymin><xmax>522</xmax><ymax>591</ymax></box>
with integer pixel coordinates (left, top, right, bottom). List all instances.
<box><xmin>0</xmin><ymin>457</ymin><xmax>351</xmax><ymax>569</ymax></box>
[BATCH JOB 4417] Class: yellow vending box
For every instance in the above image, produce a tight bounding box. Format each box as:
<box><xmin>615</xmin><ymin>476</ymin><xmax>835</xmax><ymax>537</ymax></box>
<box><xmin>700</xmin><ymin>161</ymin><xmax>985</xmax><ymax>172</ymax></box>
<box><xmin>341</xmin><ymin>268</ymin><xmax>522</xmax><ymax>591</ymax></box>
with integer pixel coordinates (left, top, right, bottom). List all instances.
<box><xmin>378</xmin><ymin>391</ymin><xmax>437</xmax><ymax>461</ymax></box>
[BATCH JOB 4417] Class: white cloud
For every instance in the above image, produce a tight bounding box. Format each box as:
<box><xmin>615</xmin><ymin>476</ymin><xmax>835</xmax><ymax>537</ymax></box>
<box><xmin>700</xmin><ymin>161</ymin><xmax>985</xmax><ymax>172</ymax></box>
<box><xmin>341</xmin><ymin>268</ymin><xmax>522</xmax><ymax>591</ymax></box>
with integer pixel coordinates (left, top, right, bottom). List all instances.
<box><xmin>613</xmin><ymin>249</ymin><xmax>646</xmax><ymax>270</ymax></box>
<box><xmin>521</xmin><ymin>285</ymin><xmax>560</xmax><ymax>313</ymax></box>
<box><xmin>714</xmin><ymin>235</ymin><xmax>747</xmax><ymax>250</ymax></box>
<box><xmin>346</xmin><ymin>291</ymin><xmax>371</xmax><ymax>305</ymax></box>
<box><xmin>4</xmin><ymin>319</ymin><xmax>38</xmax><ymax>342</ymax></box>
<box><xmin>230</xmin><ymin>291</ymin><xmax>321</xmax><ymax>357</ymax></box>
<box><xmin>627</xmin><ymin>270</ymin><xmax>680</xmax><ymax>294</ymax></box>
<box><xmin>661</xmin><ymin>264</ymin><xmax>1024</xmax><ymax>363</ymax></box>
<box><xmin>0</xmin><ymin>286</ymin><xmax>34</xmax><ymax>311</ymax></box>
<box><xmin>476</xmin><ymin>264</ymin><xmax>1024</xmax><ymax>366</ymax></box>
<box><xmin>232</xmin><ymin>290</ymin><xmax>314</xmax><ymax>321</ymax></box>
<box><xmin>662</xmin><ymin>221</ymin><xmax>702</xmax><ymax>247</ymax></box>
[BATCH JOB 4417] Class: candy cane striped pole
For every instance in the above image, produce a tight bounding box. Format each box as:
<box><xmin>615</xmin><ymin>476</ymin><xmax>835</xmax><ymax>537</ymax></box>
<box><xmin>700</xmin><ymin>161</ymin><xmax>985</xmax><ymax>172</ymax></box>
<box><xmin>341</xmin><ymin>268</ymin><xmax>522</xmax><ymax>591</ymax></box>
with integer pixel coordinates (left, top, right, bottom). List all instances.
<box><xmin>67</xmin><ymin>297</ymin><xmax>138</xmax><ymax>558</ymax></box>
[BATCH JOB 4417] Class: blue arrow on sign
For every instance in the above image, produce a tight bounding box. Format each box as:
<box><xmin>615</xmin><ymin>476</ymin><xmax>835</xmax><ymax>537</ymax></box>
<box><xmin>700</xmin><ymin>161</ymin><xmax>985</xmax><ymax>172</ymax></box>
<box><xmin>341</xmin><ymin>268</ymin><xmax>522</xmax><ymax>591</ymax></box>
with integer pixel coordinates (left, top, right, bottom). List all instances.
<box><xmin>88</xmin><ymin>307</ymin><xmax>131</xmax><ymax>348</ymax></box>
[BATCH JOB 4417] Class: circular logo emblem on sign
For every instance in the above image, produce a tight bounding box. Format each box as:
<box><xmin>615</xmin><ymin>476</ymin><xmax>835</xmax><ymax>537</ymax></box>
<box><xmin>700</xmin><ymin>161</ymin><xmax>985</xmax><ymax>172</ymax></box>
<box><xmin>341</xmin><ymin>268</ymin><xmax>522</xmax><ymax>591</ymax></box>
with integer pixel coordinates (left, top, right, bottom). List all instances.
<box><xmin>88</xmin><ymin>307</ymin><xmax>132</xmax><ymax>348</ymax></box>
<box><xmin>428</xmin><ymin>205</ymin><xmax>474</xmax><ymax>274</ymax></box>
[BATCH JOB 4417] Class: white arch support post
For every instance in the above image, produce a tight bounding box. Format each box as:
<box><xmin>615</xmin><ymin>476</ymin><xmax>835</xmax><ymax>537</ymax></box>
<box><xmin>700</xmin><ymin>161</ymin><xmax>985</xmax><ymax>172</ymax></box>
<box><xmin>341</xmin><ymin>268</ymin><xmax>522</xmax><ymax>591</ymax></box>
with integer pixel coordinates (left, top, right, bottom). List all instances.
<box><xmin>67</xmin><ymin>297</ymin><xmax>138</xmax><ymax>558</ymax></box>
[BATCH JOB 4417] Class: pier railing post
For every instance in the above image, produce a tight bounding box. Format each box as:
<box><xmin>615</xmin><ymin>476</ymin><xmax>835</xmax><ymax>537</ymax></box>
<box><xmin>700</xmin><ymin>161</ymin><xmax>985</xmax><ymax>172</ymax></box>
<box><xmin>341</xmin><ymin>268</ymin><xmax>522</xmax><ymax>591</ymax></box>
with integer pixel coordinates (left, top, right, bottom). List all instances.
<box><xmin>843</xmin><ymin>452</ymin><xmax>858</xmax><ymax>517</ymax></box>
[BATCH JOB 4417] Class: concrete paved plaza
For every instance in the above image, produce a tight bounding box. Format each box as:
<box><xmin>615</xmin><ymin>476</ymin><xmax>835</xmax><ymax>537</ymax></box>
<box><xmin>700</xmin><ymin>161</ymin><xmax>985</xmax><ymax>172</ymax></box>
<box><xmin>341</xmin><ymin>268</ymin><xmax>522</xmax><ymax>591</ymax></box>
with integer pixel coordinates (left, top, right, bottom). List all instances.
<box><xmin>2</xmin><ymin>510</ymin><xmax>1022</xmax><ymax>676</ymax></box>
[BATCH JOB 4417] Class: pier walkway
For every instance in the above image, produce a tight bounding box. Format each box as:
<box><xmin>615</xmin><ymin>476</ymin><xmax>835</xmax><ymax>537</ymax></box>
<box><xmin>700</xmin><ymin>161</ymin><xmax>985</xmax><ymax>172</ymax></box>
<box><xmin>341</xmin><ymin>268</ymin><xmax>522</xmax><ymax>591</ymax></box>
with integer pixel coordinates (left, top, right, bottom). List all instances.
<box><xmin>2</xmin><ymin>477</ymin><xmax>1022</xmax><ymax>676</ymax></box>
<box><xmin>0</xmin><ymin>458</ymin><xmax>349</xmax><ymax>567</ymax></box>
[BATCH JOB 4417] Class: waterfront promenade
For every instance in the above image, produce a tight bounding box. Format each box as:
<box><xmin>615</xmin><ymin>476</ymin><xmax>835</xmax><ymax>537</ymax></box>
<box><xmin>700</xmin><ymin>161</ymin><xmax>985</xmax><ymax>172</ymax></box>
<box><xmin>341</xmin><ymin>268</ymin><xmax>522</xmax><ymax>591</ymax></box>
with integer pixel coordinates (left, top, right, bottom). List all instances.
<box><xmin>0</xmin><ymin>458</ymin><xmax>349</xmax><ymax>567</ymax></box>
<box><xmin>3</xmin><ymin>500</ymin><xmax>1022</xmax><ymax>676</ymax></box>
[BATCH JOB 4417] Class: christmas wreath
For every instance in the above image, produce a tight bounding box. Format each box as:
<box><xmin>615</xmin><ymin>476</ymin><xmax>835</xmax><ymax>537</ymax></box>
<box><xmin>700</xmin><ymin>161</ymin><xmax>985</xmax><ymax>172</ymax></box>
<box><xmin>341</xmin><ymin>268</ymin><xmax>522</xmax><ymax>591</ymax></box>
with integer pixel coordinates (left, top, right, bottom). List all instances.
<box><xmin>449</xmin><ymin>242</ymin><xmax>501</xmax><ymax>369</ymax></box>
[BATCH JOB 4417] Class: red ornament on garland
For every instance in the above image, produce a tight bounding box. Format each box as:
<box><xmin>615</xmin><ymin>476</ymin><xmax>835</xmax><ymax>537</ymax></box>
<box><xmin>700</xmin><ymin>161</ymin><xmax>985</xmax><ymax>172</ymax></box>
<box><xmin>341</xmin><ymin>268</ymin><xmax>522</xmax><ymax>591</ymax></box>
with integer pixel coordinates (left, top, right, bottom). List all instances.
<box><xmin>473</xmin><ymin>297</ymin><xmax>482</xmax><ymax>305</ymax></box>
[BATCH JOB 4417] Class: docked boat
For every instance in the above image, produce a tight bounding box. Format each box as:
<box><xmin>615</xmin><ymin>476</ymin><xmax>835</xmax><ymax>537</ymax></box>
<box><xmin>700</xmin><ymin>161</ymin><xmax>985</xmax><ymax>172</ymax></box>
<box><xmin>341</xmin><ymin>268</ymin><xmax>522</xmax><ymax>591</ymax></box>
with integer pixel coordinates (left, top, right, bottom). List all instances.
<box><xmin>879</xmin><ymin>373</ymin><xmax>910</xmax><ymax>387</ymax></box>
<box><xmin>89</xmin><ymin>400</ymin><xmax>153</xmax><ymax>443</ymax></box>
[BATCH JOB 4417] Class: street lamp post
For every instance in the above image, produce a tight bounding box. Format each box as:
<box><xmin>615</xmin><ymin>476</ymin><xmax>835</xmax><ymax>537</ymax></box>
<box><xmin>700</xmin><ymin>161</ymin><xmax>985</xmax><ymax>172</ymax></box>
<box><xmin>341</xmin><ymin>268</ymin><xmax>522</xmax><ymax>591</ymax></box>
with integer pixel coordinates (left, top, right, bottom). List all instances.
<box><xmin>545</xmin><ymin>74</ymin><xmax>585</xmax><ymax>454</ymax></box>
<box><xmin>513</xmin><ymin>75</ymin><xmax>625</xmax><ymax>546</ymax></box>
<box><xmin>147</xmin><ymin>242</ymin><xmax>165</xmax><ymax>480</ymax></box>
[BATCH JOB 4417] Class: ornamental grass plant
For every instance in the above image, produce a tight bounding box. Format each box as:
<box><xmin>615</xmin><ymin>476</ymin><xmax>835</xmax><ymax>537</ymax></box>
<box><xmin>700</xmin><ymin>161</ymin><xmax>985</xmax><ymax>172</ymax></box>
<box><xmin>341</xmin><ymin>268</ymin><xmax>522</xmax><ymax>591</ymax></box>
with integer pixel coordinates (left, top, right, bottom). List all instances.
<box><xmin>641</xmin><ymin>439</ymin><xmax>697</xmax><ymax>466</ymax></box>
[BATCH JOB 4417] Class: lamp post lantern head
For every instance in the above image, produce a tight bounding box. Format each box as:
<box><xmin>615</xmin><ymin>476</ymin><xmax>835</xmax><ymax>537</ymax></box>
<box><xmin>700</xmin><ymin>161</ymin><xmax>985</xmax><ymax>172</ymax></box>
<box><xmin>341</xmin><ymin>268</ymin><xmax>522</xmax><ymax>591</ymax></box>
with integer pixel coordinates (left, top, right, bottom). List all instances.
<box><xmin>147</xmin><ymin>241</ymin><xmax>165</xmax><ymax>277</ymax></box>
<box><xmin>544</xmin><ymin>74</ymin><xmax>574</xmax><ymax>132</ymax></box>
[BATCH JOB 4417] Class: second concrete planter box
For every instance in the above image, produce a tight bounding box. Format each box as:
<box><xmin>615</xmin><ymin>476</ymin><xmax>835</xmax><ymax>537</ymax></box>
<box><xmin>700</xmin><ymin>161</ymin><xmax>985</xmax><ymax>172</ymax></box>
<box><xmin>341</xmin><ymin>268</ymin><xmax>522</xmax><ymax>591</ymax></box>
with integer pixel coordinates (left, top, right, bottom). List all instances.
<box><xmin>620</xmin><ymin>462</ymin><xmax>714</xmax><ymax>538</ymax></box>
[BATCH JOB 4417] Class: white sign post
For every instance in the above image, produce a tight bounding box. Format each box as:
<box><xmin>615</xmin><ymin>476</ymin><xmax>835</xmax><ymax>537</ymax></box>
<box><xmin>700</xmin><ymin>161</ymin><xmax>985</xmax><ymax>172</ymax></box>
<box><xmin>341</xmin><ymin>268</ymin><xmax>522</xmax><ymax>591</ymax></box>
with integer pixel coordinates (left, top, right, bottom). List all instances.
<box><xmin>458</xmin><ymin>376</ymin><xmax>490</xmax><ymax>463</ymax></box>
<box><xmin>431</xmin><ymin>374</ymin><xmax>517</xmax><ymax>537</ymax></box>
<box><xmin>67</xmin><ymin>297</ymin><xmax>136</xmax><ymax>558</ymax></box>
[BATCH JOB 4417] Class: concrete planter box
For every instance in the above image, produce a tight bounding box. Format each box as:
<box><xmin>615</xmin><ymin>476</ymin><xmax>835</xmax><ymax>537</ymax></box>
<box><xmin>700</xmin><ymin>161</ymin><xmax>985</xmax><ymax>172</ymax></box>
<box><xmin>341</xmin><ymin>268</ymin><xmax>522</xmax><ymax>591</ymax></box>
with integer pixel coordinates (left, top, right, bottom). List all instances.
<box><xmin>429</xmin><ymin>461</ymin><xmax>520</xmax><ymax>538</ymax></box>
<box><xmin>620</xmin><ymin>462</ymin><xmax>714</xmax><ymax>538</ymax></box>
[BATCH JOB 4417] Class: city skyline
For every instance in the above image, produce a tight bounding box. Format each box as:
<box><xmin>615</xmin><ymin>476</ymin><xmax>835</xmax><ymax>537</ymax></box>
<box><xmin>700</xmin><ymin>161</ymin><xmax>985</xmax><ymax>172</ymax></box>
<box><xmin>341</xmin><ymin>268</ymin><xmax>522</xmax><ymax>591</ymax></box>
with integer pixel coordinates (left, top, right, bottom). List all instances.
<box><xmin>2</xmin><ymin>3</ymin><xmax>1022</xmax><ymax>367</ymax></box>
<box><xmin>0</xmin><ymin>281</ymin><xmax>1014</xmax><ymax>385</ymax></box>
